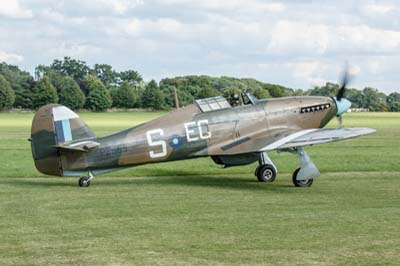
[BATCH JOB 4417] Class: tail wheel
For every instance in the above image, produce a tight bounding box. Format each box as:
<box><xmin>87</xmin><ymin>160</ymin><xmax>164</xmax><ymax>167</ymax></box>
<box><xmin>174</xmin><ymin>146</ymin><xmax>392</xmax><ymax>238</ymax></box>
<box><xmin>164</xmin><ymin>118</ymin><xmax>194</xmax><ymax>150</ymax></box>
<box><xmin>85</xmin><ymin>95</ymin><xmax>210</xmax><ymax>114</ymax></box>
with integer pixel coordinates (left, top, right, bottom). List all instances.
<box><xmin>292</xmin><ymin>168</ymin><xmax>313</xmax><ymax>187</ymax></box>
<box><xmin>257</xmin><ymin>164</ymin><xmax>276</xmax><ymax>182</ymax></box>
<box><xmin>79</xmin><ymin>177</ymin><xmax>91</xmax><ymax>187</ymax></box>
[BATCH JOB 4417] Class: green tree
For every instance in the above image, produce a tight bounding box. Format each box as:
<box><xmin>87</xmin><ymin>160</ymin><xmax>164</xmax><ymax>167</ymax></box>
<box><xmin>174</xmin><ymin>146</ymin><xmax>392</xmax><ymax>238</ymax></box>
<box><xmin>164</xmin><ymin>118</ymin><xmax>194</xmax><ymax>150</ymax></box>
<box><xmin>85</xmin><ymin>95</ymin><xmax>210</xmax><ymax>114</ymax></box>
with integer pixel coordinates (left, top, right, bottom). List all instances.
<box><xmin>346</xmin><ymin>88</ymin><xmax>364</xmax><ymax>108</ymax></box>
<box><xmin>36</xmin><ymin>58</ymin><xmax>91</xmax><ymax>98</ymax></box>
<box><xmin>160</xmin><ymin>84</ymin><xmax>194</xmax><ymax>108</ymax></box>
<box><xmin>308</xmin><ymin>82</ymin><xmax>338</xmax><ymax>97</ymax></box>
<box><xmin>253</xmin><ymin>88</ymin><xmax>270</xmax><ymax>99</ymax></box>
<box><xmin>378</xmin><ymin>102</ymin><xmax>388</xmax><ymax>112</ymax></box>
<box><xmin>388</xmin><ymin>92</ymin><xmax>400</xmax><ymax>102</ymax></box>
<box><xmin>42</xmin><ymin>70</ymin><xmax>69</xmax><ymax>95</ymax></box>
<box><xmin>50</xmin><ymin>57</ymin><xmax>90</xmax><ymax>82</ymax></box>
<box><xmin>93</xmin><ymin>64</ymin><xmax>117</xmax><ymax>86</ymax></box>
<box><xmin>264</xmin><ymin>83</ymin><xmax>289</xmax><ymax>97</ymax></box>
<box><xmin>0</xmin><ymin>75</ymin><xmax>15</xmax><ymax>110</ymax></box>
<box><xmin>142</xmin><ymin>80</ymin><xmax>165</xmax><ymax>110</ymax></box>
<box><xmin>1</xmin><ymin>63</ymin><xmax>34</xmax><ymax>108</ymax></box>
<box><xmin>362</xmin><ymin>87</ymin><xmax>382</xmax><ymax>111</ymax></box>
<box><xmin>387</xmin><ymin>92</ymin><xmax>400</xmax><ymax>112</ymax></box>
<box><xmin>197</xmin><ymin>86</ymin><xmax>218</xmax><ymax>99</ymax></box>
<box><xmin>59</xmin><ymin>77</ymin><xmax>85</xmax><ymax>110</ymax></box>
<box><xmin>185</xmin><ymin>85</ymin><xmax>202</xmax><ymax>98</ymax></box>
<box><xmin>32</xmin><ymin>77</ymin><xmax>58</xmax><ymax>109</ymax></box>
<box><xmin>175</xmin><ymin>88</ymin><xmax>194</xmax><ymax>107</ymax></box>
<box><xmin>112</xmin><ymin>81</ymin><xmax>138</xmax><ymax>108</ymax></box>
<box><xmin>119</xmin><ymin>70</ymin><xmax>143</xmax><ymax>85</ymax></box>
<box><xmin>290</xmin><ymin>89</ymin><xmax>305</xmax><ymax>96</ymax></box>
<box><xmin>34</xmin><ymin>65</ymin><xmax>52</xmax><ymax>80</ymax></box>
<box><xmin>84</xmin><ymin>76</ymin><xmax>112</xmax><ymax>111</ymax></box>
<box><xmin>388</xmin><ymin>102</ymin><xmax>400</xmax><ymax>112</ymax></box>
<box><xmin>158</xmin><ymin>75</ymin><xmax>295</xmax><ymax>104</ymax></box>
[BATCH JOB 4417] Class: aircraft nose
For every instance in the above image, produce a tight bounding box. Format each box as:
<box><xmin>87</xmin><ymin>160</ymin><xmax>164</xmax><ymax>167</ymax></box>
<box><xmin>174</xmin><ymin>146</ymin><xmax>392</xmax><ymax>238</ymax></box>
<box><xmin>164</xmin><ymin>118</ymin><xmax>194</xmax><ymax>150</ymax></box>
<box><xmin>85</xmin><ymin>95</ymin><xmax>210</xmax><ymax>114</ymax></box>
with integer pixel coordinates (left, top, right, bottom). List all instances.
<box><xmin>335</xmin><ymin>98</ymin><xmax>351</xmax><ymax>116</ymax></box>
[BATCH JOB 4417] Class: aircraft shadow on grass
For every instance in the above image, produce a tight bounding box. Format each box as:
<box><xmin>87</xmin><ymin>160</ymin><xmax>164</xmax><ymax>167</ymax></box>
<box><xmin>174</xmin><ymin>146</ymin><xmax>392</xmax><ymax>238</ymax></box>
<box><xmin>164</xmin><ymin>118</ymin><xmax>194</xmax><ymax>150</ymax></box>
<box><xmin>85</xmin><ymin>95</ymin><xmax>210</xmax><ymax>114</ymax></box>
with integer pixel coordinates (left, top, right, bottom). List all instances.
<box><xmin>1</xmin><ymin>178</ymin><xmax>77</xmax><ymax>188</ymax></box>
<box><xmin>4</xmin><ymin>175</ymin><xmax>297</xmax><ymax>192</ymax></box>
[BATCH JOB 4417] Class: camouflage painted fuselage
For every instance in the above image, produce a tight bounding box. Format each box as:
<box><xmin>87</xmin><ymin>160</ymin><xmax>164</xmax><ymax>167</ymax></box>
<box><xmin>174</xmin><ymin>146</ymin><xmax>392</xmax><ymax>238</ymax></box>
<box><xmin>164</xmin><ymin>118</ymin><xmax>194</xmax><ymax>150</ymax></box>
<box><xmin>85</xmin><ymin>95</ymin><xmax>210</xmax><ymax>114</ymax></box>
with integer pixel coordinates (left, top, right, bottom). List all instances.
<box><xmin>30</xmin><ymin>96</ymin><xmax>337</xmax><ymax>177</ymax></box>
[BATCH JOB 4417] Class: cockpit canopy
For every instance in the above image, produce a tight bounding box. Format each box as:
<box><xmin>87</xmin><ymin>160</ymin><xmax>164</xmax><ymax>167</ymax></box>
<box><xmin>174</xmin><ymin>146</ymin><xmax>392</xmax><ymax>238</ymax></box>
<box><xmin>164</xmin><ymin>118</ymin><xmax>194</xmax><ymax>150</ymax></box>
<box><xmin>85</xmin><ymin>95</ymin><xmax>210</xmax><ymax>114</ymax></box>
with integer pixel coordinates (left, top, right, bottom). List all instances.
<box><xmin>195</xmin><ymin>92</ymin><xmax>259</xmax><ymax>113</ymax></box>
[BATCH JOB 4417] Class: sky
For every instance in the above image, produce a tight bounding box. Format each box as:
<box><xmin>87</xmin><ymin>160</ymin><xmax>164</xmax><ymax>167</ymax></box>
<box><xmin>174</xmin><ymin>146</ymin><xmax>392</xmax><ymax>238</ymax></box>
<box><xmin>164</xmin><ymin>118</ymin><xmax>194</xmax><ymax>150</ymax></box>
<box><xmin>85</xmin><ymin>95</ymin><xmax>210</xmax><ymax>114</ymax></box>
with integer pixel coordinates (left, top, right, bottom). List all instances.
<box><xmin>0</xmin><ymin>0</ymin><xmax>399</xmax><ymax>93</ymax></box>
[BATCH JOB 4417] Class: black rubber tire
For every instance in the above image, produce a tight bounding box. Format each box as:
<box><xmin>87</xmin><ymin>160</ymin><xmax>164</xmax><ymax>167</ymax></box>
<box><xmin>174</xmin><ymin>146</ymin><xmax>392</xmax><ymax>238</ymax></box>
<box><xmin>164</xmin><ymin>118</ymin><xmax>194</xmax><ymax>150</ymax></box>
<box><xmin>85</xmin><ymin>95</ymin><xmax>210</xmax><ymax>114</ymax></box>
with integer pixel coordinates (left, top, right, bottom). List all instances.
<box><xmin>79</xmin><ymin>177</ymin><xmax>91</xmax><ymax>187</ymax></box>
<box><xmin>257</xmin><ymin>164</ymin><xmax>276</xmax><ymax>182</ymax></box>
<box><xmin>254</xmin><ymin>165</ymin><xmax>261</xmax><ymax>177</ymax></box>
<box><xmin>292</xmin><ymin>168</ymin><xmax>313</xmax><ymax>187</ymax></box>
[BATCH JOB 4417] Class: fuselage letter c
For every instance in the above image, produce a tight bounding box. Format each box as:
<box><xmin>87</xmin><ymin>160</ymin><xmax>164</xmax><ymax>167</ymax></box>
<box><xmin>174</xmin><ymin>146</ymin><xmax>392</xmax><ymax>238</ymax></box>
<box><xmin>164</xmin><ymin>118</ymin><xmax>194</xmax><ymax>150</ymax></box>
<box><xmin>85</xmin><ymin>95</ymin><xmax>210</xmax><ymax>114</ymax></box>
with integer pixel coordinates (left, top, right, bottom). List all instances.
<box><xmin>198</xmin><ymin>119</ymin><xmax>211</xmax><ymax>139</ymax></box>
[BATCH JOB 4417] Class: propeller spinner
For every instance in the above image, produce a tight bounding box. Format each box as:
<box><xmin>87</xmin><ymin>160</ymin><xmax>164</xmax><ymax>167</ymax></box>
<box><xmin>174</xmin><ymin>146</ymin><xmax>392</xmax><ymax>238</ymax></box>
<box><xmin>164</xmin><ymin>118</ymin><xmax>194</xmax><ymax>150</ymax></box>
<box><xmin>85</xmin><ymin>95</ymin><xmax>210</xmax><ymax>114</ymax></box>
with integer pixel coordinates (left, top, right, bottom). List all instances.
<box><xmin>334</xmin><ymin>66</ymin><xmax>352</xmax><ymax>127</ymax></box>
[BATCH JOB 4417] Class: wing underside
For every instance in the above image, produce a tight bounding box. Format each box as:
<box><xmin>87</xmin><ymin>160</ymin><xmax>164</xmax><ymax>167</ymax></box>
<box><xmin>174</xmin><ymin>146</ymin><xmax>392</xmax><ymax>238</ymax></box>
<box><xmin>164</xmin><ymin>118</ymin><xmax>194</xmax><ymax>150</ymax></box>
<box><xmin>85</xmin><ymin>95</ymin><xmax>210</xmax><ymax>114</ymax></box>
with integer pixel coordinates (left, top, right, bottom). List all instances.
<box><xmin>207</xmin><ymin>127</ymin><xmax>375</xmax><ymax>156</ymax></box>
<box><xmin>261</xmin><ymin>127</ymin><xmax>376</xmax><ymax>151</ymax></box>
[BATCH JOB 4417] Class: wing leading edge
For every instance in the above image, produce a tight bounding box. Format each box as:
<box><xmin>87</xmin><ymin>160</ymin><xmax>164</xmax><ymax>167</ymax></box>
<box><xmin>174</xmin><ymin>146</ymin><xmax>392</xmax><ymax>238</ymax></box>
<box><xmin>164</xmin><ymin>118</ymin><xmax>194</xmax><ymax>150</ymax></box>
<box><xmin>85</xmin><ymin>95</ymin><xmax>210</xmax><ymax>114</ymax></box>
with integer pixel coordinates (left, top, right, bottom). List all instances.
<box><xmin>260</xmin><ymin>127</ymin><xmax>376</xmax><ymax>151</ymax></box>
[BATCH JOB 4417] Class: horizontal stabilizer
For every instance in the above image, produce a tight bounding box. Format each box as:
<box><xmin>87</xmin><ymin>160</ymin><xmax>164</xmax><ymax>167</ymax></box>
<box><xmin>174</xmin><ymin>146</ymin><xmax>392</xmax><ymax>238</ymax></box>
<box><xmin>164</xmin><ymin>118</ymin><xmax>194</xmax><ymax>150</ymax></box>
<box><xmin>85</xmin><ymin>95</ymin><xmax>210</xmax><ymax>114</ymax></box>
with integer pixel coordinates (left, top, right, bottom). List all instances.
<box><xmin>55</xmin><ymin>140</ymin><xmax>100</xmax><ymax>152</ymax></box>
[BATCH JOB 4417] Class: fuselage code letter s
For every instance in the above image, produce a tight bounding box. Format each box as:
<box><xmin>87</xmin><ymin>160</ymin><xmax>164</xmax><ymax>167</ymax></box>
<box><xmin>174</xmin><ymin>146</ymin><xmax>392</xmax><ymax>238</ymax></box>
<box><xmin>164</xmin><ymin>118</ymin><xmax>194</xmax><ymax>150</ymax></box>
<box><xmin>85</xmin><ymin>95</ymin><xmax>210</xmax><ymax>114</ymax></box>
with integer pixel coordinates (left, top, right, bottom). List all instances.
<box><xmin>146</xmin><ymin>129</ymin><xmax>167</xmax><ymax>158</ymax></box>
<box><xmin>184</xmin><ymin>119</ymin><xmax>211</xmax><ymax>142</ymax></box>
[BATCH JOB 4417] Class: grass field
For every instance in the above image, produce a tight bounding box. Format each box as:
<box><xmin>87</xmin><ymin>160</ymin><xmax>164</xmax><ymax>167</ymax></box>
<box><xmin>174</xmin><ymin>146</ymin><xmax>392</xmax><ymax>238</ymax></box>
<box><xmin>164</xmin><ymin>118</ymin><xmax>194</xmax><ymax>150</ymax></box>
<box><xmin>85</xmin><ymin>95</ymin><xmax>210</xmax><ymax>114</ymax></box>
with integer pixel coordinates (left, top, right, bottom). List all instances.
<box><xmin>0</xmin><ymin>111</ymin><xmax>399</xmax><ymax>265</ymax></box>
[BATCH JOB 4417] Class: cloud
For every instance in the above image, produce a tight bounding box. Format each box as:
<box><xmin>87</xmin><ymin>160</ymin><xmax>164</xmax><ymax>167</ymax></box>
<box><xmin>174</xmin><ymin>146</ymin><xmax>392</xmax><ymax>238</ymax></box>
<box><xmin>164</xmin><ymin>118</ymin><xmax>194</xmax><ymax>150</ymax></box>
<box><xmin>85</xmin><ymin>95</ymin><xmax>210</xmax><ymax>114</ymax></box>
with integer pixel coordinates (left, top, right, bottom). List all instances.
<box><xmin>0</xmin><ymin>50</ymin><xmax>24</xmax><ymax>63</ymax></box>
<box><xmin>201</xmin><ymin>0</ymin><xmax>286</xmax><ymax>13</ymax></box>
<box><xmin>48</xmin><ymin>43</ymin><xmax>102</xmax><ymax>58</ymax></box>
<box><xmin>266</xmin><ymin>20</ymin><xmax>400</xmax><ymax>57</ymax></box>
<box><xmin>362</xmin><ymin>3</ymin><xmax>396</xmax><ymax>15</ymax></box>
<box><xmin>286</xmin><ymin>60</ymin><xmax>331</xmax><ymax>87</ymax></box>
<box><xmin>0</xmin><ymin>0</ymin><xmax>399</xmax><ymax>93</ymax></box>
<box><xmin>337</xmin><ymin>25</ymin><xmax>400</xmax><ymax>53</ymax></box>
<box><xmin>41</xmin><ymin>0</ymin><xmax>144</xmax><ymax>17</ymax></box>
<box><xmin>160</xmin><ymin>0</ymin><xmax>285</xmax><ymax>12</ymax></box>
<box><xmin>267</xmin><ymin>21</ymin><xmax>330</xmax><ymax>56</ymax></box>
<box><xmin>0</xmin><ymin>0</ymin><xmax>32</xmax><ymax>18</ymax></box>
<box><xmin>93</xmin><ymin>0</ymin><xmax>144</xmax><ymax>15</ymax></box>
<box><xmin>124</xmin><ymin>18</ymin><xmax>184</xmax><ymax>37</ymax></box>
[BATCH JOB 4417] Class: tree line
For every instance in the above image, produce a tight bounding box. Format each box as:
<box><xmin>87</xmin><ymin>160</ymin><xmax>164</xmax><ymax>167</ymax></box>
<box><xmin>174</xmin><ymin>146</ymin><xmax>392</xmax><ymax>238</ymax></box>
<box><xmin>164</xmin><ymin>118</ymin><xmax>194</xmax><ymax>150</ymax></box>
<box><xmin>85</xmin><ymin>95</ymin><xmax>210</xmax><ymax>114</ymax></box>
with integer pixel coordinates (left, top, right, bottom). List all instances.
<box><xmin>0</xmin><ymin>57</ymin><xmax>399</xmax><ymax>112</ymax></box>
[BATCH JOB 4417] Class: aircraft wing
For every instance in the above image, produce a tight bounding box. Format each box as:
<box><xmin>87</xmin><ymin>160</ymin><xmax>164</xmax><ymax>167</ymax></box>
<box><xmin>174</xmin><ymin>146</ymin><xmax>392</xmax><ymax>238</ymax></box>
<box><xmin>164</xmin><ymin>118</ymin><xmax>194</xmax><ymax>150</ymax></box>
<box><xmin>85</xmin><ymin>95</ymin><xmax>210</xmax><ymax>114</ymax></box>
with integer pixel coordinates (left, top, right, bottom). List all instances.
<box><xmin>260</xmin><ymin>127</ymin><xmax>376</xmax><ymax>151</ymax></box>
<box><xmin>54</xmin><ymin>140</ymin><xmax>100</xmax><ymax>152</ymax></box>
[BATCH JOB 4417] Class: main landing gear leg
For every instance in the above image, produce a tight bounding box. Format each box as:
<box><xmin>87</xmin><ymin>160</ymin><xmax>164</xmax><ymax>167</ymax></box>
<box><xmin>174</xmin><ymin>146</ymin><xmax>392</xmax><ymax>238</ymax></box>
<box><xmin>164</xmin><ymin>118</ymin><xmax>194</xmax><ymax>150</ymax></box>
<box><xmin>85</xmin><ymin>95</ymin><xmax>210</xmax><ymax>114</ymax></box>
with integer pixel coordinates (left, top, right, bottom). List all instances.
<box><xmin>255</xmin><ymin>152</ymin><xmax>277</xmax><ymax>183</ymax></box>
<box><xmin>285</xmin><ymin>147</ymin><xmax>320</xmax><ymax>187</ymax></box>
<box><xmin>79</xmin><ymin>171</ymin><xmax>94</xmax><ymax>187</ymax></box>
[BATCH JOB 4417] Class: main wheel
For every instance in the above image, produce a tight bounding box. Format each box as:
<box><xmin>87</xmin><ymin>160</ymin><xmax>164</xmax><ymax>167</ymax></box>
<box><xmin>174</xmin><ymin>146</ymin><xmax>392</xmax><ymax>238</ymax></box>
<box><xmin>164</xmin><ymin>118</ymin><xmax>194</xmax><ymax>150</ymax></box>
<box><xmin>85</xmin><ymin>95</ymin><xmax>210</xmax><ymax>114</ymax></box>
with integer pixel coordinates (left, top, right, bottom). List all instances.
<box><xmin>256</xmin><ymin>164</ymin><xmax>276</xmax><ymax>182</ymax></box>
<box><xmin>254</xmin><ymin>165</ymin><xmax>261</xmax><ymax>176</ymax></box>
<box><xmin>79</xmin><ymin>177</ymin><xmax>91</xmax><ymax>187</ymax></box>
<box><xmin>292</xmin><ymin>168</ymin><xmax>313</xmax><ymax>187</ymax></box>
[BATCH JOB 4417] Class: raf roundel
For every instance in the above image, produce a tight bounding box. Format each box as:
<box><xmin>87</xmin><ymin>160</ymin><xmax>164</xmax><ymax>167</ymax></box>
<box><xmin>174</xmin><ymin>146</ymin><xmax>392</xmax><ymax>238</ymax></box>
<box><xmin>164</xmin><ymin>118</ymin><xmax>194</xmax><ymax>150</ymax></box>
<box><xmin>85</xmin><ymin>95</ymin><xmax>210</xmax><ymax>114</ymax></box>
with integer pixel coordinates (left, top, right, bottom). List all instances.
<box><xmin>169</xmin><ymin>135</ymin><xmax>184</xmax><ymax>149</ymax></box>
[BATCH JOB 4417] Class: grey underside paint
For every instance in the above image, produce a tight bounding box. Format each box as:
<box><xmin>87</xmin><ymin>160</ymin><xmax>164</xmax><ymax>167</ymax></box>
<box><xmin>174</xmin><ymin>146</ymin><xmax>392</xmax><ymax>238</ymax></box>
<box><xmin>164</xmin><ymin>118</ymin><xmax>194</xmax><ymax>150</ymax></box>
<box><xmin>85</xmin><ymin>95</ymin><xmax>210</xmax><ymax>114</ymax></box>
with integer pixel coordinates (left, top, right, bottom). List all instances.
<box><xmin>62</xmin><ymin>166</ymin><xmax>130</xmax><ymax>177</ymax></box>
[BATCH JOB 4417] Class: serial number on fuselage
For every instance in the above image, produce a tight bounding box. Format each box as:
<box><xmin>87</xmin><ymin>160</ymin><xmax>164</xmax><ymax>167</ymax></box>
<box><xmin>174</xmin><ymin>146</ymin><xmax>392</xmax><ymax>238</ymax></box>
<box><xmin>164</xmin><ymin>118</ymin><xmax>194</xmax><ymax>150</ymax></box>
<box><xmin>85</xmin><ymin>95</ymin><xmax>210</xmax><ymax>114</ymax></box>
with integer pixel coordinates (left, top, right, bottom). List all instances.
<box><xmin>98</xmin><ymin>146</ymin><xmax>128</xmax><ymax>157</ymax></box>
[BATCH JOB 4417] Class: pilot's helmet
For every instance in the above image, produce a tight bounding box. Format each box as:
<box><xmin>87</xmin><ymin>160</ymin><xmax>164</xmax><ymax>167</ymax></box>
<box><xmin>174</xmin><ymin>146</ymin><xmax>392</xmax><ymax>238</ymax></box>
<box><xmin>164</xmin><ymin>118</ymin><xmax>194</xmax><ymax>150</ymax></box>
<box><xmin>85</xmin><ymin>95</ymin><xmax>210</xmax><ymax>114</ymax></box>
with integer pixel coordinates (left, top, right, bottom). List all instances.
<box><xmin>231</xmin><ymin>93</ymin><xmax>239</xmax><ymax>101</ymax></box>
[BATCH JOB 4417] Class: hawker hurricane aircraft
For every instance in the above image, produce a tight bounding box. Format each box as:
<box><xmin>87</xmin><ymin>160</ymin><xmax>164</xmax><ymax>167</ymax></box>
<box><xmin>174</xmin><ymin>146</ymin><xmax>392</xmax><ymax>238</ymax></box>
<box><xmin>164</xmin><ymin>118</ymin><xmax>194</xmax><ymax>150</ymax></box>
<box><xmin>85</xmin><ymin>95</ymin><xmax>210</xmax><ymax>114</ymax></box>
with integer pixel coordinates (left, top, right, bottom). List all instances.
<box><xmin>29</xmin><ymin>75</ymin><xmax>375</xmax><ymax>187</ymax></box>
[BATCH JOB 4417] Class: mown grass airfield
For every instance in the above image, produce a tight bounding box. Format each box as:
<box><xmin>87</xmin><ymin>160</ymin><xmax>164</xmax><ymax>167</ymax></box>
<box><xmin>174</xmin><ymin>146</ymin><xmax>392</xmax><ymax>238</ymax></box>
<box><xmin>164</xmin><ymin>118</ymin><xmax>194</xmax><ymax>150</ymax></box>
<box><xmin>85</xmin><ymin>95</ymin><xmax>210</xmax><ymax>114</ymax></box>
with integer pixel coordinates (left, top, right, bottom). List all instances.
<box><xmin>0</xmin><ymin>111</ymin><xmax>399</xmax><ymax>265</ymax></box>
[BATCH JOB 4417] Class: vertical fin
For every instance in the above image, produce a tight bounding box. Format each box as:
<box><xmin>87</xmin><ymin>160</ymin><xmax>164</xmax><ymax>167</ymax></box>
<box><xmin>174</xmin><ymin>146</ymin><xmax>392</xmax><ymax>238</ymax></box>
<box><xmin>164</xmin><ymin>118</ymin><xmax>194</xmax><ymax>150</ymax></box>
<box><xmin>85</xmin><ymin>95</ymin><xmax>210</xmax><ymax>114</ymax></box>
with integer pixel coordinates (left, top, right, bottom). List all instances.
<box><xmin>30</xmin><ymin>104</ymin><xmax>95</xmax><ymax>176</ymax></box>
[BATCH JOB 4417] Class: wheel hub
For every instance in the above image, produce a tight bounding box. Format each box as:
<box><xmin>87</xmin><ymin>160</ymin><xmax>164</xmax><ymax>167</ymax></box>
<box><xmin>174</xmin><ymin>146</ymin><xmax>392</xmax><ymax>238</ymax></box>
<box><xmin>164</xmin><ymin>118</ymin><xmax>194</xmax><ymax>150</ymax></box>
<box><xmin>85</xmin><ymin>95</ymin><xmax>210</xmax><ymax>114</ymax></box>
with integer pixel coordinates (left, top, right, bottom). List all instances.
<box><xmin>264</xmin><ymin>169</ymin><xmax>273</xmax><ymax>180</ymax></box>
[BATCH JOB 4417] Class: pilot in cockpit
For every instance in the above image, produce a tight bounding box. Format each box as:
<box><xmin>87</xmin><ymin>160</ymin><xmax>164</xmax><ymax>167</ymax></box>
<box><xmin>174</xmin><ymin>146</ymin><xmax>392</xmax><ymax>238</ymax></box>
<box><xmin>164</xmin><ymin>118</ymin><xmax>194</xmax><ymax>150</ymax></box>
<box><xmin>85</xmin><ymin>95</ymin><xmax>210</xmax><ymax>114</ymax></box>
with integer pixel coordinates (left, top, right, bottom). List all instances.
<box><xmin>229</xmin><ymin>93</ymin><xmax>240</xmax><ymax>107</ymax></box>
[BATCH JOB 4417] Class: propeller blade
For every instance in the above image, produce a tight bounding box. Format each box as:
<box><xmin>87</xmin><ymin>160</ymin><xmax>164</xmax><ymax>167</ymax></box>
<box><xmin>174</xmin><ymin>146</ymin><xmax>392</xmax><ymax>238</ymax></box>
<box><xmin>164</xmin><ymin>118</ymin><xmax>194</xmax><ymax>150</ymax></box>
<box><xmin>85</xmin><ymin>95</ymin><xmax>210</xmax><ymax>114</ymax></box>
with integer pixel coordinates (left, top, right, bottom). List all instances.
<box><xmin>337</xmin><ymin>114</ymin><xmax>343</xmax><ymax>128</ymax></box>
<box><xmin>336</xmin><ymin>64</ymin><xmax>350</xmax><ymax>101</ymax></box>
